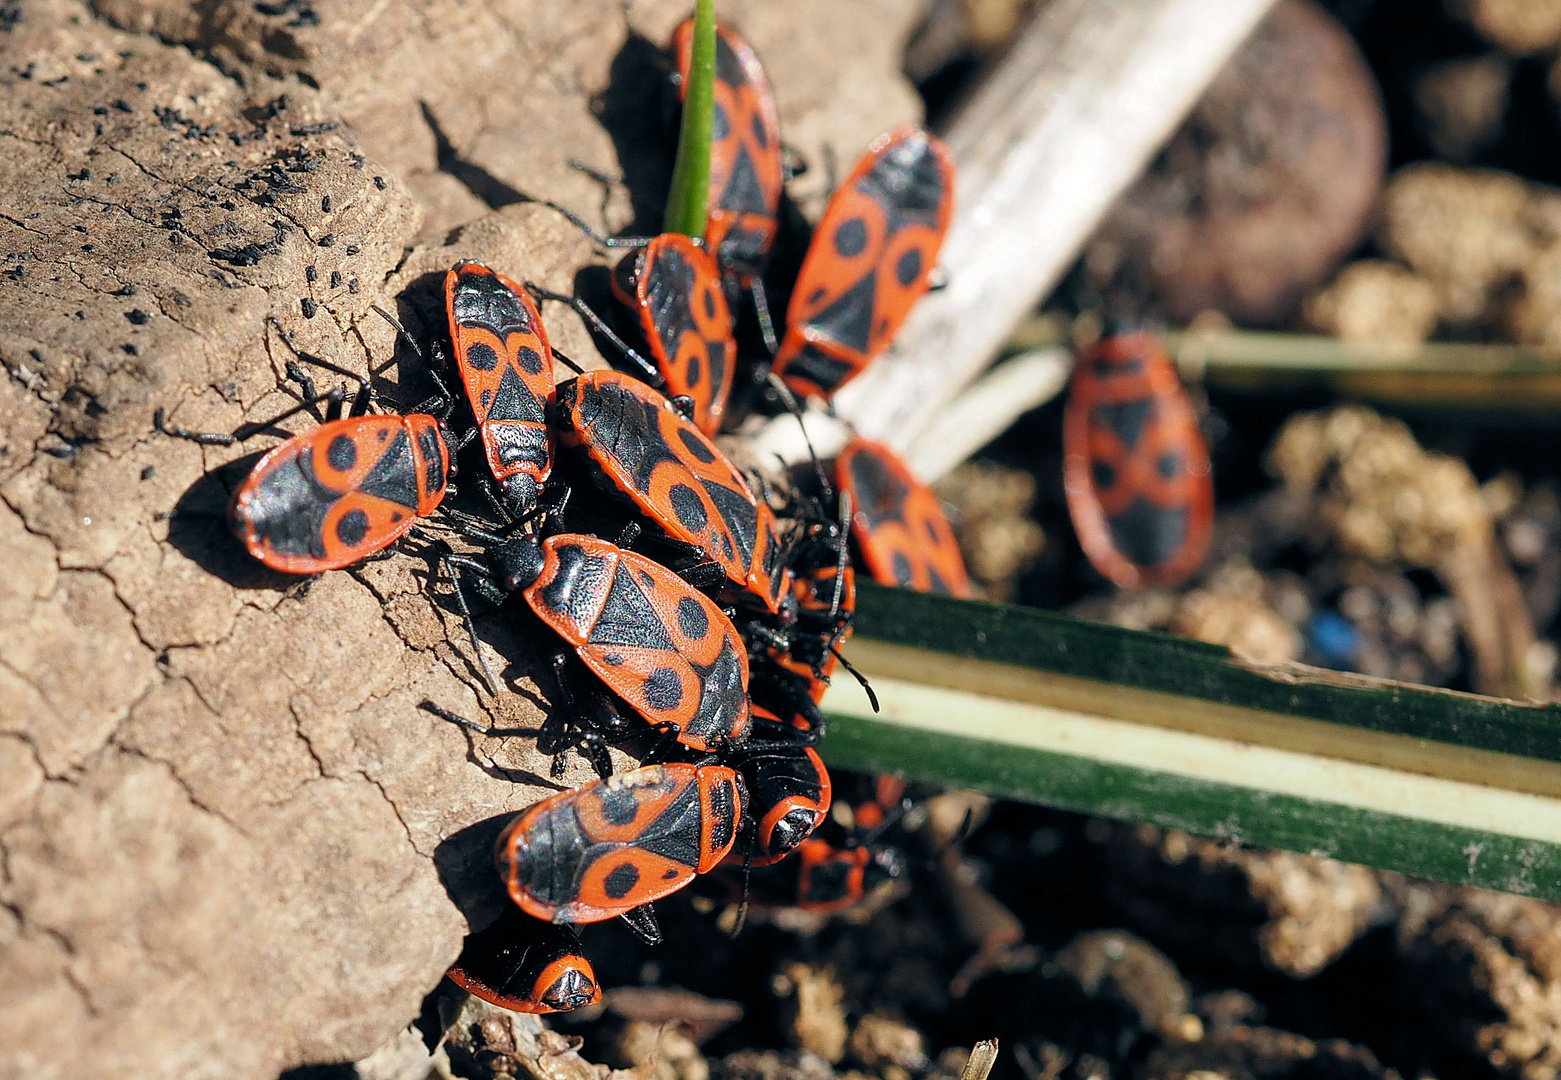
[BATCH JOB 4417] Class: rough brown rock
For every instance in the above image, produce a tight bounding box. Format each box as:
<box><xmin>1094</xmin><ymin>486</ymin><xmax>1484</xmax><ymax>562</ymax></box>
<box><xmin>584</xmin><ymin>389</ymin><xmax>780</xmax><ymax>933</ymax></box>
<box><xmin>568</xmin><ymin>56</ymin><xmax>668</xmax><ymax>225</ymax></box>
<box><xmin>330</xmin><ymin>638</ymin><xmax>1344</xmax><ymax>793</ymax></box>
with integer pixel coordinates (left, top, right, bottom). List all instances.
<box><xmin>1083</xmin><ymin>0</ymin><xmax>1386</xmax><ymax>327</ymax></box>
<box><xmin>0</xmin><ymin>0</ymin><xmax>924</xmax><ymax>1075</ymax></box>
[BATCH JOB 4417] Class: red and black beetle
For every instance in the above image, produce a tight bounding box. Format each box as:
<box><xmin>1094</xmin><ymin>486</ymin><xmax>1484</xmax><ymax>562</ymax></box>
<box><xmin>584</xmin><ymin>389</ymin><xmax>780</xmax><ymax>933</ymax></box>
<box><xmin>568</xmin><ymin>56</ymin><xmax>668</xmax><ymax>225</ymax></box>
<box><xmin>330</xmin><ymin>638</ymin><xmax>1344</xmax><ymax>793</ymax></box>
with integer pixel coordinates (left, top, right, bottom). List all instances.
<box><xmin>1062</xmin><ymin>331</ymin><xmax>1213</xmax><ymax>588</ymax></box>
<box><xmin>446</xmin><ymin>909</ymin><xmax>600</xmax><ymax>1014</ymax></box>
<box><xmin>497</xmin><ymin>761</ymin><xmax>747</xmax><ymax>924</ymax></box>
<box><xmin>835</xmin><ymin>438</ymin><xmax>971</xmax><ymax>598</ymax></box>
<box><xmin>556</xmin><ymin>369</ymin><xmax>791</xmax><ymax>614</ymax></box>
<box><xmin>155</xmin><ymin>330</ymin><xmax>457</xmax><ymax>575</ymax></box>
<box><xmin>733</xmin><ymin>717</ymin><xmax>832</xmax><ymax>866</ymax></box>
<box><xmin>229</xmin><ymin>412</ymin><xmax>452</xmax><ymax>574</ymax></box>
<box><xmin>748</xmin><ymin>836</ymin><xmax>906</xmax><ymax>914</ymax></box>
<box><xmin>433</xmin><ymin>530</ymin><xmax>753</xmax><ymax>770</ymax></box>
<box><xmin>607</xmin><ymin>233</ymin><xmax>737</xmax><ymax>435</ymax></box>
<box><xmin>445</xmin><ymin>261</ymin><xmax>557</xmax><ymax>516</ymax></box>
<box><xmin>771</xmin><ymin>127</ymin><xmax>954</xmax><ymax>402</ymax></box>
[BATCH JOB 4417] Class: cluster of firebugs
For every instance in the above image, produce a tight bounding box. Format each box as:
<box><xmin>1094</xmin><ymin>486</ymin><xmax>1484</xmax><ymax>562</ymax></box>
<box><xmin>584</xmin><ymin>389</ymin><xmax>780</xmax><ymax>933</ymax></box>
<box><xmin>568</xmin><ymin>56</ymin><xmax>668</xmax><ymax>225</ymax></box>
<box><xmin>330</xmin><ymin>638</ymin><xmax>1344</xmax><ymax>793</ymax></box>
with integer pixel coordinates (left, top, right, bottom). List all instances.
<box><xmin>158</xmin><ymin>15</ymin><xmax>1214</xmax><ymax>1019</ymax></box>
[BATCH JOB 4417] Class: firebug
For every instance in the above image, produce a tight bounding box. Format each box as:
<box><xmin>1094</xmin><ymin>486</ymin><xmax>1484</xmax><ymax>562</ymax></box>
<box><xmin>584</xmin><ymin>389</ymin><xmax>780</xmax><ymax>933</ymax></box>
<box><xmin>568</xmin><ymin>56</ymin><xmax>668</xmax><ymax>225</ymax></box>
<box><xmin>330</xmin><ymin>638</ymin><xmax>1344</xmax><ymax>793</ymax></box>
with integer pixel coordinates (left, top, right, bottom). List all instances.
<box><xmin>1062</xmin><ymin>331</ymin><xmax>1213</xmax><ymax>588</ymax></box>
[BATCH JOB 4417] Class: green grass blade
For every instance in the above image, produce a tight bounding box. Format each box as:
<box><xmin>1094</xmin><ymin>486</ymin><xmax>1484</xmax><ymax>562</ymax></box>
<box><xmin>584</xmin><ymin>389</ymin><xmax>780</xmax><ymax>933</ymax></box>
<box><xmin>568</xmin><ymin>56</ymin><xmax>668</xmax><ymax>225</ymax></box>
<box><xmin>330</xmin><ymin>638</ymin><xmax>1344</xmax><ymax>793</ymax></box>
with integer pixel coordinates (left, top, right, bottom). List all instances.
<box><xmin>664</xmin><ymin>0</ymin><xmax>715</xmax><ymax>238</ymax></box>
<box><xmin>822</xmin><ymin>584</ymin><xmax>1561</xmax><ymax>898</ymax></box>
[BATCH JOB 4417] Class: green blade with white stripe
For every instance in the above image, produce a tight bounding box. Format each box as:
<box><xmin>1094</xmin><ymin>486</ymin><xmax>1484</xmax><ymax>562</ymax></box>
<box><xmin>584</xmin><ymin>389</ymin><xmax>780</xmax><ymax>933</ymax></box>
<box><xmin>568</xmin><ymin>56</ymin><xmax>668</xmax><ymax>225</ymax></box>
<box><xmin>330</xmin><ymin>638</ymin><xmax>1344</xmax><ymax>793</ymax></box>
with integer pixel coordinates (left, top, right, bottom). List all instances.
<box><xmin>820</xmin><ymin>583</ymin><xmax>1561</xmax><ymax>898</ymax></box>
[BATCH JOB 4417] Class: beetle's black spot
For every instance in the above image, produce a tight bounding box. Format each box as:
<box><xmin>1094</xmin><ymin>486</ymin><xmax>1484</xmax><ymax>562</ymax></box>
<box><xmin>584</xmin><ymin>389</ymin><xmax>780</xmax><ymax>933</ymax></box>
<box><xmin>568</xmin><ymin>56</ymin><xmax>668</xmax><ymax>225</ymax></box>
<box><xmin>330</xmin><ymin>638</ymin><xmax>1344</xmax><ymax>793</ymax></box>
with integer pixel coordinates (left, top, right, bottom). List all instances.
<box><xmin>896</xmin><ymin>248</ymin><xmax>922</xmax><ymax>287</ymax></box>
<box><xmin>481</xmin><ymin>389</ymin><xmax>492</xmax><ymax>408</ymax></box>
<box><xmin>326</xmin><ymin>434</ymin><xmax>356</xmax><ymax>471</ymax></box>
<box><xmin>687</xmin><ymin>353</ymin><xmax>702</xmax><ymax>389</ymax></box>
<box><xmin>670</xmin><ymin>484</ymin><xmax>707</xmax><ymax>531</ymax></box>
<box><xmin>603</xmin><ymin>652</ymin><xmax>624</xmax><ymax>666</ymax></box>
<box><xmin>391</xmin><ymin>511</ymin><xmax>404</xmax><ymax>523</ymax></box>
<box><xmin>1092</xmin><ymin>461</ymin><xmax>1116</xmax><ymax>491</ymax></box>
<box><xmin>676</xmin><ymin>428</ymin><xmax>716</xmax><ymax>463</ymax></box>
<box><xmin>808</xmin><ymin>286</ymin><xmax>826</xmax><ymax>304</ymax></box>
<box><xmin>712</xmin><ymin>100</ymin><xmax>730</xmax><ymax>140</ymax></box>
<box><xmin>336</xmin><ymin>508</ymin><xmax>369</xmax><ymax>547</ymax></box>
<box><xmin>891</xmin><ymin>551</ymin><xmax>914</xmax><ymax>586</ymax></box>
<box><xmin>515</xmin><ymin>345</ymin><xmax>544</xmax><ymax>375</ymax></box>
<box><xmin>377</xmin><ymin>429</ymin><xmax>388</xmax><ymax>441</ymax></box>
<box><xmin>1158</xmin><ymin>451</ymin><xmax>1182</xmax><ymax>479</ymax></box>
<box><xmin>662</xmin><ymin>867</ymin><xmax>679</xmax><ymax>880</ymax></box>
<box><xmin>677</xmin><ymin>596</ymin><xmax>709</xmax><ymax>639</ymax></box>
<box><xmin>644</xmin><ymin>668</ymin><xmax>682</xmax><ymax>710</ymax></box>
<box><xmin>703</xmin><ymin>287</ymin><xmax>718</xmax><ymax>321</ymax></box>
<box><xmin>599</xmin><ymin>786</ymin><xmax>640</xmax><ymax>826</ymax></box>
<box><xmin>926</xmin><ymin>518</ymin><xmax>943</xmax><ymax>545</ymax></box>
<box><xmin>603</xmin><ymin>861</ymin><xmax>641</xmax><ymax>899</ymax></box>
<box><xmin>835</xmin><ymin>217</ymin><xmax>867</xmax><ymax>257</ymax></box>
<box><xmin>1108</xmin><ymin>500</ymin><xmax>1188</xmax><ymax>568</ymax></box>
<box><xmin>465</xmin><ymin>341</ymin><xmax>500</xmax><ymax>372</ymax></box>
<box><xmin>751</xmin><ymin>112</ymin><xmax>769</xmax><ymax>149</ymax></box>
<box><xmin>639</xmin><ymin>570</ymin><xmax>656</xmax><ymax>588</ymax></box>
<box><xmin>1093</xmin><ymin>399</ymin><xmax>1153</xmax><ymax>451</ymax></box>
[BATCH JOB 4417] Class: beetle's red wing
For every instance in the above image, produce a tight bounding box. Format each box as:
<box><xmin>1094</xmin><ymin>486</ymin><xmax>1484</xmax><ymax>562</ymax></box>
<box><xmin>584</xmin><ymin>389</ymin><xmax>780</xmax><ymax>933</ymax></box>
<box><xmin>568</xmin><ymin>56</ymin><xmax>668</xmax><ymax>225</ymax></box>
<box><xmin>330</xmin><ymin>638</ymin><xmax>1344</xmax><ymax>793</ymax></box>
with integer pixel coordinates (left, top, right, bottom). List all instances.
<box><xmin>230</xmin><ymin>415</ymin><xmax>445</xmax><ymax>573</ymax></box>
<box><xmin>446</xmin><ymin>261</ymin><xmax>555</xmax><ymax>508</ymax></box>
<box><xmin>837</xmin><ymin>439</ymin><xmax>971</xmax><ymax>597</ymax></box>
<box><xmin>774</xmin><ymin>128</ymin><xmax>954</xmax><ymax>400</ymax></box>
<box><xmin>635</xmin><ymin>236</ymin><xmax>736</xmax><ymax>435</ymax></box>
<box><xmin>1062</xmin><ymin>333</ymin><xmax>1213</xmax><ymax>588</ymax></box>
<box><xmin>674</xmin><ymin>19</ymin><xmax>783</xmax><ymax>281</ymax></box>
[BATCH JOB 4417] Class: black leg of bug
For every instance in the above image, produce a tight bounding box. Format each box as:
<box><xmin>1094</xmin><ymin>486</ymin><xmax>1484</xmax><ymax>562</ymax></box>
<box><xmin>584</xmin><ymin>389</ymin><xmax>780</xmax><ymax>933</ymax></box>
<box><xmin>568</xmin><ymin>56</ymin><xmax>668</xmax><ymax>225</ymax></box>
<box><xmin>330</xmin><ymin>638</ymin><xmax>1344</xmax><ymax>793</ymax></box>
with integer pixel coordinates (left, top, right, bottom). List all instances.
<box><xmin>830</xmin><ymin>644</ymin><xmax>878</xmax><ymax>713</ymax></box>
<box><xmin>542</xmin><ymin>198</ymin><xmax>652</xmax><ymax>250</ymax></box>
<box><xmin>749</xmin><ymin>278</ymin><xmax>780</xmax><ymax>357</ymax></box>
<box><xmin>619</xmin><ymin>904</ymin><xmax>663</xmax><ymax>945</ymax></box>
<box><xmin>152</xmin><ymin>387</ymin><xmax>346</xmax><ymax>446</ymax></box>
<box><xmin>638</xmin><ymin>721</ymin><xmax>689</xmax><ymax>766</ymax></box>
<box><xmin>613</xmin><ymin>520</ymin><xmax>642</xmax><ymax>550</ymax></box>
<box><xmin>552</xmin><ymin>348</ymin><xmax>586</xmax><ymax>376</ymax></box>
<box><xmin>829</xmin><ymin>490</ymin><xmax>851</xmax><ymax>620</ymax></box>
<box><xmin>283</xmin><ymin>361</ymin><xmax>320</xmax><ymax>413</ymax></box>
<box><xmin>437</xmin><ymin>546</ymin><xmax>504</xmax><ymax>695</ymax></box>
<box><xmin>269</xmin><ymin>316</ymin><xmax>381</xmax><ymax>415</ymax></box>
<box><xmin>766</xmin><ymin>372</ymin><xmax>835</xmax><ymax>504</ymax></box>
<box><xmin>418</xmin><ymin>699</ymin><xmax>538</xmax><ymax>738</ymax></box>
<box><xmin>525</xmin><ymin>281</ymin><xmax>665</xmax><ymax>390</ymax></box>
<box><xmin>479</xmin><ymin>477</ymin><xmax>516</xmax><ymax>528</ymax></box>
<box><xmin>730</xmin><ymin>822</ymin><xmax>755</xmax><ymax>939</ymax></box>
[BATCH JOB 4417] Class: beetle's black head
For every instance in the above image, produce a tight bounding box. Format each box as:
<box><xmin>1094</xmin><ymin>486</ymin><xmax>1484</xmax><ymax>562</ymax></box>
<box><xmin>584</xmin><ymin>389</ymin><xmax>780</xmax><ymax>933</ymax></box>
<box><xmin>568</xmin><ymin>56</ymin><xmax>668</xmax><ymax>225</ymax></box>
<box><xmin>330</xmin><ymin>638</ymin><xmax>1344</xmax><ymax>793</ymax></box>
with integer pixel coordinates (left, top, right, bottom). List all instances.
<box><xmin>493</xmin><ymin>538</ymin><xmax>546</xmax><ymax>593</ymax></box>
<box><xmin>767</xmin><ymin>807</ymin><xmax>821</xmax><ymax>858</ymax></box>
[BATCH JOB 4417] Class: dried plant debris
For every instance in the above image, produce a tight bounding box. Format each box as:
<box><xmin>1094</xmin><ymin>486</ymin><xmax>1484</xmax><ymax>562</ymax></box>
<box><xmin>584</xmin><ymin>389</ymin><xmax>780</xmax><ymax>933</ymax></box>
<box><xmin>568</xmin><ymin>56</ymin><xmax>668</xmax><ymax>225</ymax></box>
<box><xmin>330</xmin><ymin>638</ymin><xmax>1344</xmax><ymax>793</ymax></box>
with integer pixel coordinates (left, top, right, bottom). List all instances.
<box><xmin>1393</xmin><ymin>879</ymin><xmax>1561</xmax><ymax>1080</ymax></box>
<box><xmin>1375</xmin><ymin>164</ymin><xmax>1561</xmax><ymax>337</ymax></box>
<box><xmin>1302</xmin><ymin>261</ymin><xmax>1441</xmax><ymax>349</ymax></box>
<box><xmin>1444</xmin><ymin>0</ymin><xmax>1561</xmax><ymax>56</ymax></box>
<box><xmin>1267</xmin><ymin>404</ymin><xmax>1544</xmax><ymax>698</ymax></box>
<box><xmin>1101</xmin><ymin>825</ymin><xmax>1383</xmax><ymax>980</ymax></box>
<box><xmin>935</xmin><ymin>461</ymin><xmax>1045</xmax><ymax>601</ymax></box>
<box><xmin>1142</xmin><ymin>1025</ymin><xmax>1404</xmax><ymax>1080</ymax></box>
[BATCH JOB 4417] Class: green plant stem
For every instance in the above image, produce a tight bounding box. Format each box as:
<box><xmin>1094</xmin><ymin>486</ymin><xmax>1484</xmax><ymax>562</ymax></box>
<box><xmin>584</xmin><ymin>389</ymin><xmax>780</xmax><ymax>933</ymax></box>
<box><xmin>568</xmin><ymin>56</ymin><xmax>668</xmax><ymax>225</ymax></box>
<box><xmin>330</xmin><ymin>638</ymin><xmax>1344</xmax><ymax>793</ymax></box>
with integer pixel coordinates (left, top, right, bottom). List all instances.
<box><xmin>820</xmin><ymin>583</ymin><xmax>1561</xmax><ymax>899</ymax></box>
<box><xmin>664</xmin><ymin>0</ymin><xmax>714</xmax><ymax>238</ymax></box>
